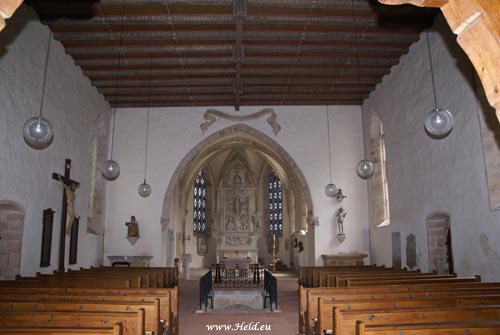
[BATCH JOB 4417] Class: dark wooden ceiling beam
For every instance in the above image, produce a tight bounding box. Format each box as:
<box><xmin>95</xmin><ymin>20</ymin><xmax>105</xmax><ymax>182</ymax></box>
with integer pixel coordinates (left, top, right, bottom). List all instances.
<box><xmin>53</xmin><ymin>30</ymin><xmax>420</xmax><ymax>42</ymax></box>
<box><xmin>91</xmin><ymin>76</ymin><xmax>381</xmax><ymax>86</ymax></box>
<box><xmin>99</xmin><ymin>86</ymin><xmax>373</xmax><ymax>95</ymax></box>
<box><xmin>110</xmin><ymin>100</ymin><xmax>363</xmax><ymax>107</ymax></box>
<box><xmin>45</xmin><ymin>14</ymin><xmax>426</xmax><ymax>27</ymax></box>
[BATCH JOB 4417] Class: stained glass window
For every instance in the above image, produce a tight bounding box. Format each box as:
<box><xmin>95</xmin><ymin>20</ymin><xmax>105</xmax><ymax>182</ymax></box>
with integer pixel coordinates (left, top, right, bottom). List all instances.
<box><xmin>193</xmin><ymin>171</ymin><xmax>206</xmax><ymax>234</ymax></box>
<box><xmin>268</xmin><ymin>170</ymin><xmax>283</xmax><ymax>234</ymax></box>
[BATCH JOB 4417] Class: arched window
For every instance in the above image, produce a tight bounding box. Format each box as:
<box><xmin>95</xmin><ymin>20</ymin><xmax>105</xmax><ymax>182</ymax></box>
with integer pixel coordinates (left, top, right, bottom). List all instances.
<box><xmin>370</xmin><ymin>113</ymin><xmax>390</xmax><ymax>227</ymax></box>
<box><xmin>193</xmin><ymin>170</ymin><xmax>206</xmax><ymax>234</ymax></box>
<box><xmin>268</xmin><ymin>170</ymin><xmax>283</xmax><ymax>234</ymax></box>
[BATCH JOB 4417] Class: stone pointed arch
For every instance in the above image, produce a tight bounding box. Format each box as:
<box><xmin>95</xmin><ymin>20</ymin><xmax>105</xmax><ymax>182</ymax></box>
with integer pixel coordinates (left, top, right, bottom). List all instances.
<box><xmin>160</xmin><ymin>123</ymin><xmax>314</xmax><ymax>227</ymax></box>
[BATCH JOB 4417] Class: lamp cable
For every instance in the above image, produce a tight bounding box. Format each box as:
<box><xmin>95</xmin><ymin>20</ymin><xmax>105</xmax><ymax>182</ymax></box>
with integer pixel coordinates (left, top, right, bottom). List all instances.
<box><xmin>38</xmin><ymin>31</ymin><xmax>52</xmax><ymax>118</ymax></box>
<box><xmin>426</xmin><ymin>30</ymin><xmax>439</xmax><ymax>110</ymax></box>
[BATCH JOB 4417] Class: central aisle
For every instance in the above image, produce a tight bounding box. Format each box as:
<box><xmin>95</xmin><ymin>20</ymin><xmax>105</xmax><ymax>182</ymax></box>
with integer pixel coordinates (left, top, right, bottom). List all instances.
<box><xmin>178</xmin><ymin>271</ymin><xmax>299</xmax><ymax>335</ymax></box>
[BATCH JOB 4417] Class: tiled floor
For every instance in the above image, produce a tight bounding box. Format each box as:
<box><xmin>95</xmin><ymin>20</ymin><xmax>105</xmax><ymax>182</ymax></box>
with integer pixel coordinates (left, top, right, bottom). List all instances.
<box><xmin>178</xmin><ymin>271</ymin><xmax>299</xmax><ymax>335</ymax></box>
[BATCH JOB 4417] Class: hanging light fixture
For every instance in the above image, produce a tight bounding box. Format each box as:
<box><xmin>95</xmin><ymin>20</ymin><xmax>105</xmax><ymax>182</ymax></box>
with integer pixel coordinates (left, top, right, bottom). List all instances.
<box><xmin>23</xmin><ymin>30</ymin><xmax>54</xmax><ymax>150</ymax></box>
<box><xmin>138</xmin><ymin>60</ymin><xmax>152</xmax><ymax>198</ymax></box>
<box><xmin>424</xmin><ymin>30</ymin><xmax>453</xmax><ymax>137</ymax></box>
<box><xmin>357</xmin><ymin>159</ymin><xmax>374</xmax><ymax>179</ymax></box>
<box><xmin>351</xmin><ymin>0</ymin><xmax>374</xmax><ymax>180</ymax></box>
<box><xmin>324</xmin><ymin>105</ymin><xmax>338</xmax><ymax>197</ymax></box>
<box><xmin>102</xmin><ymin>111</ymin><xmax>120</xmax><ymax>181</ymax></box>
<box><xmin>102</xmin><ymin>2</ymin><xmax>125</xmax><ymax>181</ymax></box>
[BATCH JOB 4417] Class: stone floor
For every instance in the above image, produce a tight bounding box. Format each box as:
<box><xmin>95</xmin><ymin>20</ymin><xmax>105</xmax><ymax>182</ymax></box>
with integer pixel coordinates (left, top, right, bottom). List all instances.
<box><xmin>178</xmin><ymin>270</ymin><xmax>299</xmax><ymax>335</ymax></box>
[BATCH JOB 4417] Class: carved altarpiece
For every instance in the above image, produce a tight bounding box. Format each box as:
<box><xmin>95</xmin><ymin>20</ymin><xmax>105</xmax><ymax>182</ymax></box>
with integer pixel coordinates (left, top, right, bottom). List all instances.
<box><xmin>215</xmin><ymin>160</ymin><xmax>258</xmax><ymax>260</ymax></box>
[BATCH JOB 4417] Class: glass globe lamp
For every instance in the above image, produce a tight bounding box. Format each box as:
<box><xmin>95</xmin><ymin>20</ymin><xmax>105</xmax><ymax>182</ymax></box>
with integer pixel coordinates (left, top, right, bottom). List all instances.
<box><xmin>102</xmin><ymin>160</ymin><xmax>120</xmax><ymax>181</ymax></box>
<box><xmin>424</xmin><ymin>108</ymin><xmax>453</xmax><ymax>137</ymax></box>
<box><xmin>325</xmin><ymin>183</ymin><xmax>338</xmax><ymax>198</ymax></box>
<box><xmin>23</xmin><ymin>116</ymin><xmax>53</xmax><ymax>149</ymax></box>
<box><xmin>138</xmin><ymin>181</ymin><xmax>152</xmax><ymax>197</ymax></box>
<box><xmin>357</xmin><ymin>159</ymin><xmax>374</xmax><ymax>179</ymax></box>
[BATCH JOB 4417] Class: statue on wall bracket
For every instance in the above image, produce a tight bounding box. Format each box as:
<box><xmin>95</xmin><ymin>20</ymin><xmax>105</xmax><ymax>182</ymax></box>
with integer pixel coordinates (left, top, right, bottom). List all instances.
<box><xmin>336</xmin><ymin>206</ymin><xmax>347</xmax><ymax>242</ymax></box>
<box><xmin>200</xmin><ymin>108</ymin><xmax>281</xmax><ymax>136</ymax></box>
<box><xmin>125</xmin><ymin>216</ymin><xmax>140</xmax><ymax>245</ymax></box>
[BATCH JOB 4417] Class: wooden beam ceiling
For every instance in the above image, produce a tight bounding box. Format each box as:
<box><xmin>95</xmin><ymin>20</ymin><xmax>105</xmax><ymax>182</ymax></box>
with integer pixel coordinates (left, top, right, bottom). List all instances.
<box><xmin>34</xmin><ymin>0</ymin><xmax>438</xmax><ymax>108</ymax></box>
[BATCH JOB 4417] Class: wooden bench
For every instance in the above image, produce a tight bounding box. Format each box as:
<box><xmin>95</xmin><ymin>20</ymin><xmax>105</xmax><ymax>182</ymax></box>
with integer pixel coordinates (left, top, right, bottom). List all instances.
<box><xmin>300</xmin><ymin>281</ymin><xmax>500</xmax><ymax>335</ymax></box>
<box><xmin>332</xmin><ymin>305</ymin><xmax>500</xmax><ymax>335</ymax></box>
<box><xmin>0</xmin><ymin>300</ymin><xmax>160</xmax><ymax>335</ymax></box>
<box><xmin>0</xmin><ymin>310</ymin><xmax>144</xmax><ymax>335</ymax></box>
<box><xmin>0</xmin><ymin>324</ymin><xmax>122</xmax><ymax>335</ymax></box>
<box><xmin>315</xmin><ymin>294</ymin><xmax>500</xmax><ymax>334</ymax></box>
<box><xmin>356</xmin><ymin>321</ymin><xmax>500</xmax><ymax>335</ymax></box>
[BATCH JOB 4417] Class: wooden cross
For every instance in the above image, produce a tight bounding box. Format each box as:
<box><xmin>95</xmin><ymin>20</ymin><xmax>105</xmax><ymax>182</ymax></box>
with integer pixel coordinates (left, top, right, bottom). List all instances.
<box><xmin>52</xmin><ymin>159</ymin><xmax>80</xmax><ymax>272</ymax></box>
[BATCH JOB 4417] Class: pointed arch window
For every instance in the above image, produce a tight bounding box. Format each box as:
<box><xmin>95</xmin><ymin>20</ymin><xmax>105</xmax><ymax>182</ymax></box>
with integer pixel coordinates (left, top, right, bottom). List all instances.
<box><xmin>268</xmin><ymin>170</ymin><xmax>283</xmax><ymax>234</ymax></box>
<box><xmin>370</xmin><ymin>113</ymin><xmax>390</xmax><ymax>227</ymax></box>
<box><xmin>193</xmin><ymin>170</ymin><xmax>206</xmax><ymax>234</ymax></box>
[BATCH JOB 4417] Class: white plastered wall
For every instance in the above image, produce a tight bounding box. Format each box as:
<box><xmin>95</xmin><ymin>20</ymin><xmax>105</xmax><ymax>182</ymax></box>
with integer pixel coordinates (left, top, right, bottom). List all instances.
<box><xmin>0</xmin><ymin>6</ymin><xmax>110</xmax><ymax>275</ymax></box>
<box><xmin>104</xmin><ymin>105</ymin><xmax>369</xmax><ymax>266</ymax></box>
<box><xmin>362</xmin><ymin>15</ymin><xmax>500</xmax><ymax>281</ymax></box>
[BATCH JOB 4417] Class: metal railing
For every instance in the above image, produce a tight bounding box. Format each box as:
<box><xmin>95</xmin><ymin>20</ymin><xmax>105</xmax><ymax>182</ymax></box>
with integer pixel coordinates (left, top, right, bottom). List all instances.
<box><xmin>212</xmin><ymin>263</ymin><xmax>263</xmax><ymax>288</ymax></box>
<box><xmin>264</xmin><ymin>270</ymin><xmax>278</xmax><ymax>311</ymax></box>
<box><xmin>199</xmin><ymin>270</ymin><xmax>212</xmax><ymax>311</ymax></box>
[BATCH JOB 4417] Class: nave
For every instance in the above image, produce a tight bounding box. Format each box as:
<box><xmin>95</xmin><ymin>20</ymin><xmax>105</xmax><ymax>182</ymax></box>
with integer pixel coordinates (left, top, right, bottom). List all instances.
<box><xmin>179</xmin><ymin>269</ymin><xmax>299</xmax><ymax>335</ymax></box>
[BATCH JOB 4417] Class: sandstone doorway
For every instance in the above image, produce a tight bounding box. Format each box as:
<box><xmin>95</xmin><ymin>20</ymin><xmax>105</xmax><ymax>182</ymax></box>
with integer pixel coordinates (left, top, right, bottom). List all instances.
<box><xmin>0</xmin><ymin>201</ymin><xmax>24</xmax><ymax>279</ymax></box>
<box><xmin>426</xmin><ymin>212</ymin><xmax>453</xmax><ymax>274</ymax></box>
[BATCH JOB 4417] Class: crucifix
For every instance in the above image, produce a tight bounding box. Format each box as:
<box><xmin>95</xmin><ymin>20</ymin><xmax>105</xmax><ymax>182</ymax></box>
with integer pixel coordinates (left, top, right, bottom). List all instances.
<box><xmin>53</xmin><ymin>159</ymin><xmax>80</xmax><ymax>272</ymax></box>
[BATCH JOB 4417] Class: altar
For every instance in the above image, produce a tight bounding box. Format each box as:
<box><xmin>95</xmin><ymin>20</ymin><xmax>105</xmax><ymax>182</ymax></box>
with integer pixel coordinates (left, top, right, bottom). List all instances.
<box><xmin>222</xmin><ymin>257</ymin><xmax>252</xmax><ymax>270</ymax></box>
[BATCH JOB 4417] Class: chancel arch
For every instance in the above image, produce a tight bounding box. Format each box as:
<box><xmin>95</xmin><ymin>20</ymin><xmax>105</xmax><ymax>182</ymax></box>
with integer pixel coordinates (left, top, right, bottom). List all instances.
<box><xmin>160</xmin><ymin>124</ymin><xmax>315</xmax><ymax>269</ymax></box>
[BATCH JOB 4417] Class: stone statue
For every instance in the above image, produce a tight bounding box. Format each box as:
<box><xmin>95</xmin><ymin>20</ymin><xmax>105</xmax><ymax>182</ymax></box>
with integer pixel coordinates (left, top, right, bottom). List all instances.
<box><xmin>126</xmin><ymin>216</ymin><xmax>140</xmax><ymax>237</ymax></box>
<box><xmin>336</xmin><ymin>206</ymin><xmax>347</xmax><ymax>235</ymax></box>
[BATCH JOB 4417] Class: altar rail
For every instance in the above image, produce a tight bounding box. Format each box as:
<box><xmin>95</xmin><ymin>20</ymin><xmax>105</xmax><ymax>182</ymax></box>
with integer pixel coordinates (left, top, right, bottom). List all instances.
<box><xmin>211</xmin><ymin>263</ymin><xmax>263</xmax><ymax>288</ymax></box>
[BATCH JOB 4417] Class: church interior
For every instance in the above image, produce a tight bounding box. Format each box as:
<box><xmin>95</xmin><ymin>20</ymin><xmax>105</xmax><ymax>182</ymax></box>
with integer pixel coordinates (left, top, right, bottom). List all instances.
<box><xmin>0</xmin><ymin>0</ymin><xmax>500</xmax><ymax>334</ymax></box>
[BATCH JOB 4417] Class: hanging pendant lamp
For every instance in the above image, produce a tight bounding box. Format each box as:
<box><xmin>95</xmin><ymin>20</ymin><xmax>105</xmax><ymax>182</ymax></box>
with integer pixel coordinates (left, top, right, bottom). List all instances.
<box><xmin>324</xmin><ymin>105</ymin><xmax>337</xmax><ymax>197</ymax></box>
<box><xmin>102</xmin><ymin>2</ymin><xmax>125</xmax><ymax>181</ymax></box>
<box><xmin>424</xmin><ymin>30</ymin><xmax>453</xmax><ymax>137</ymax></box>
<box><xmin>138</xmin><ymin>60</ymin><xmax>152</xmax><ymax>198</ymax></box>
<box><xmin>102</xmin><ymin>110</ymin><xmax>120</xmax><ymax>181</ymax></box>
<box><xmin>350</xmin><ymin>0</ymin><xmax>374</xmax><ymax>179</ymax></box>
<box><xmin>23</xmin><ymin>30</ymin><xmax>54</xmax><ymax>150</ymax></box>
<box><xmin>357</xmin><ymin>159</ymin><xmax>374</xmax><ymax>179</ymax></box>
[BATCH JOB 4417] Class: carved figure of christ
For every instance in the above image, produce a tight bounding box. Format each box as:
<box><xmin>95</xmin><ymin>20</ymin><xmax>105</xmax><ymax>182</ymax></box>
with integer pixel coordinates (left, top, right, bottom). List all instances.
<box><xmin>52</xmin><ymin>159</ymin><xmax>80</xmax><ymax>272</ymax></box>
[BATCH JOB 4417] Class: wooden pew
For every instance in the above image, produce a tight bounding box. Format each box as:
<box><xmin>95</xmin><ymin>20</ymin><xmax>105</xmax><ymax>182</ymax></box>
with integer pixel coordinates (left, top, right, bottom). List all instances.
<box><xmin>0</xmin><ymin>310</ymin><xmax>144</xmax><ymax>335</ymax></box>
<box><xmin>315</xmin><ymin>295</ymin><xmax>500</xmax><ymax>335</ymax></box>
<box><xmin>306</xmin><ymin>288</ymin><xmax>500</xmax><ymax>335</ymax></box>
<box><xmin>299</xmin><ymin>281</ymin><xmax>500</xmax><ymax>335</ymax></box>
<box><xmin>0</xmin><ymin>324</ymin><xmax>122</xmax><ymax>335</ymax></box>
<box><xmin>0</xmin><ymin>291</ymin><xmax>171</xmax><ymax>330</ymax></box>
<box><xmin>356</xmin><ymin>321</ymin><xmax>500</xmax><ymax>335</ymax></box>
<box><xmin>0</xmin><ymin>290</ymin><xmax>174</xmax><ymax>335</ymax></box>
<box><xmin>323</xmin><ymin>272</ymin><xmax>446</xmax><ymax>288</ymax></box>
<box><xmin>332</xmin><ymin>305</ymin><xmax>500</xmax><ymax>335</ymax></box>
<box><xmin>0</xmin><ymin>300</ymin><xmax>160</xmax><ymax>335</ymax></box>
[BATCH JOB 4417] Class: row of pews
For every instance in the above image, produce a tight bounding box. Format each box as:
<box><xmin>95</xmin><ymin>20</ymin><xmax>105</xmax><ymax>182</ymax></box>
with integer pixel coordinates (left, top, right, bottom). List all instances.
<box><xmin>299</xmin><ymin>265</ymin><xmax>500</xmax><ymax>335</ymax></box>
<box><xmin>0</xmin><ymin>266</ymin><xmax>179</xmax><ymax>335</ymax></box>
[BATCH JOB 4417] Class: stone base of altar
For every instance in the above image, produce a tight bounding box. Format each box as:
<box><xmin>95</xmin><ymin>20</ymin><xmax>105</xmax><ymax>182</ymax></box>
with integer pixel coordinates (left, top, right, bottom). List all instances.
<box><xmin>211</xmin><ymin>289</ymin><xmax>265</xmax><ymax>310</ymax></box>
<box><xmin>321</xmin><ymin>253</ymin><xmax>368</xmax><ymax>266</ymax></box>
